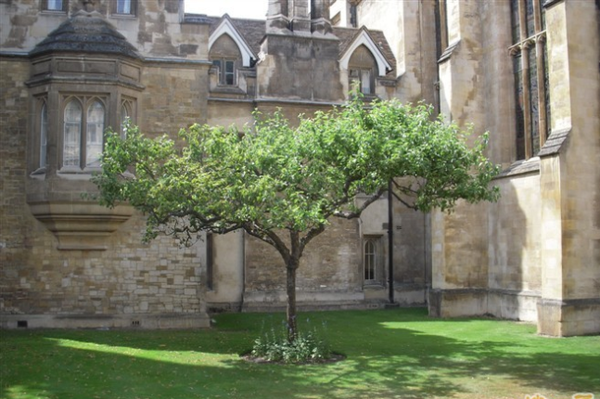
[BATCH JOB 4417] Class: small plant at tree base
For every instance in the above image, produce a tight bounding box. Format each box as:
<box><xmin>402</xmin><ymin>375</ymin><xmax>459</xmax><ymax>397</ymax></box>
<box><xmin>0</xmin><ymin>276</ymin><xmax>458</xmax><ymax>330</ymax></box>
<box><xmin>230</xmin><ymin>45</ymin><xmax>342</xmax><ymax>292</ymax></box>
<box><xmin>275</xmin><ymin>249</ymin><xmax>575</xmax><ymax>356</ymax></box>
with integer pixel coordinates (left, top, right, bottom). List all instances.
<box><xmin>251</xmin><ymin>326</ymin><xmax>332</xmax><ymax>364</ymax></box>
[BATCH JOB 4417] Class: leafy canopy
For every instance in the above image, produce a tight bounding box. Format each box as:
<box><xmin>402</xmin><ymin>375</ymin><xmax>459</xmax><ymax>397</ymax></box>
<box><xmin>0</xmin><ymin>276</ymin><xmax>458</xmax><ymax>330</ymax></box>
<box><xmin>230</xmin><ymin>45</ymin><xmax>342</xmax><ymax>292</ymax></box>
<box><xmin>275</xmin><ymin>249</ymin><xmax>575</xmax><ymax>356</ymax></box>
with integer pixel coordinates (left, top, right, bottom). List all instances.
<box><xmin>94</xmin><ymin>96</ymin><xmax>500</xmax><ymax>250</ymax></box>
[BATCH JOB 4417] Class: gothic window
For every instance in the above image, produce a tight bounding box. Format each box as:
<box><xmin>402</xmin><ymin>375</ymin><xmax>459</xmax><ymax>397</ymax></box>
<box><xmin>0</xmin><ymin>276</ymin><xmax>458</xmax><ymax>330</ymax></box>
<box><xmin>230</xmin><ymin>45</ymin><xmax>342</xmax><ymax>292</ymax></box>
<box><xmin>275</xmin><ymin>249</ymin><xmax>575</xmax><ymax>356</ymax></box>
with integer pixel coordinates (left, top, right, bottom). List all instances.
<box><xmin>364</xmin><ymin>239</ymin><xmax>376</xmax><ymax>281</ymax></box>
<box><xmin>61</xmin><ymin>97</ymin><xmax>106</xmax><ymax>171</ymax></box>
<box><xmin>42</xmin><ymin>0</ymin><xmax>68</xmax><ymax>11</ymax></box>
<box><xmin>209</xmin><ymin>33</ymin><xmax>242</xmax><ymax>88</ymax></box>
<box><xmin>509</xmin><ymin>0</ymin><xmax>550</xmax><ymax>160</ymax></box>
<box><xmin>63</xmin><ymin>100</ymin><xmax>82</xmax><ymax>168</ymax></box>
<box><xmin>120</xmin><ymin>98</ymin><xmax>136</xmax><ymax>137</ymax></box>
<box><xmin>86</xmin><ymin>100</ymin><xmax>105</xmax><ymax>167</ymax></box>
<box><xmin>363</xmin><ymin>236</ymin><xmax>383</xmax><ymax>285</ymax></box>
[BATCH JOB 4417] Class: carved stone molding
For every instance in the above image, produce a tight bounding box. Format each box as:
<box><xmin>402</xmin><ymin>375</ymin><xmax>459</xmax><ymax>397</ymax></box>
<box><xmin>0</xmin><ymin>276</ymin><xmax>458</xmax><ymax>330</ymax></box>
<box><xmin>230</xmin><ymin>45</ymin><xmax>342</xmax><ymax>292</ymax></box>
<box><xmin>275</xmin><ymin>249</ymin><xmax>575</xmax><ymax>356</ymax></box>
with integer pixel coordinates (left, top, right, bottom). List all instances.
<box><xmin>29</xmin><ymin>201</ymin><xmax>134</xmax><ymax>250</ymax></box>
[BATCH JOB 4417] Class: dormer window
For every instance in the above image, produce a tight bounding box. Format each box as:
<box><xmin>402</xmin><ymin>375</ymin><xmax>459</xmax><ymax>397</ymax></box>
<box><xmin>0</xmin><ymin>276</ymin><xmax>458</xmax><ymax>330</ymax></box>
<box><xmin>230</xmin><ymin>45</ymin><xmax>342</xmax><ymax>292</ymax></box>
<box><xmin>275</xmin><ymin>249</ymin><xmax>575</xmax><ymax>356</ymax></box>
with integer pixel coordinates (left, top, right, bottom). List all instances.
<box><xmin>348</xmin><ymin>45</ymin><xmax>377</xmax><ymax>95</ymax></box>
<box><xmin>208</xmin><ymin>17</ymin><xmax>257</xmax><ymax>92</ymax></box>
<box><xmin>209</xmin><ymin>33</ymin><xmax>242</xmax><ymax>87</ymax></box>
<box><xmin>340</xmin><ymin>29</ymin><xmax>393</xmax><ymax>98</ymax></box>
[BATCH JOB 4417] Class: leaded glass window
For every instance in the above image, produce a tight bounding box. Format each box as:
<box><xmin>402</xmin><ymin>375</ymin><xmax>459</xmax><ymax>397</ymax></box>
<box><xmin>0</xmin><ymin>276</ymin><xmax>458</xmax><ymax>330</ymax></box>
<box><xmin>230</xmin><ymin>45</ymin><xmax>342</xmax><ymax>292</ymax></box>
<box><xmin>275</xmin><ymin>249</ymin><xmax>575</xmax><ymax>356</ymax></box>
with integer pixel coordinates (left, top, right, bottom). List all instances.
<box><xmin>63</xmin><ymin>100</ymin><xmax>82</xmax><ymax>167</ymax></box>
<box><xmin>86</xmin><ymin>101</ymin><xmax>105</xmax><ymax>168</ymax></box>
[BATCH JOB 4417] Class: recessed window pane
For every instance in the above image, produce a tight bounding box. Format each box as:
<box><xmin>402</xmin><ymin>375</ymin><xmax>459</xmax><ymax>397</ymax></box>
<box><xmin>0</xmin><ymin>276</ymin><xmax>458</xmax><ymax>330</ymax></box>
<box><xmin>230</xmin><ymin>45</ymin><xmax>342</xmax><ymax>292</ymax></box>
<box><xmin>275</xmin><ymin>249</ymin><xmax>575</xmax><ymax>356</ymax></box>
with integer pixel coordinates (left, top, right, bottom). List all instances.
<box><xmin>224</xmin><ymin>60</ymin><xmax>235</xmax><ymax>85</ymax></box>
<box><xmin>513</xmin><ymin>55</ymin><xmax>525</xmax><ymax>160</ymax></box>
<box><xmin>63</xmin><ymin>101</ymin><xmax>82</xmax><ymax>167</ymax></box>
<box><xmin>364</xmin><ymin>240</ymin><xmax>376</xmax><ymax>281</ymax></box>
<box><xmin>510</xmin><ymin>0</ymin><xmax>520</xmax><ymax>44</ymax></box>
<box><xmin>40</xmin><ymin>103</ymin><xmax>48</xmax><ymax>169</ymax></box>
<box><xmin>525</xmin><ymin>0</ymin><xmax>535</xmax><ymax>38</ymax></box>
<box><xmin>528</xmin><ymin>49</ymin><xmax>539</xmax><ymax>154</ymax></box>
<box><xmin>86</xmin><ymin>101</ymin><xmax>105</xmax><ymax>167</ymax></box>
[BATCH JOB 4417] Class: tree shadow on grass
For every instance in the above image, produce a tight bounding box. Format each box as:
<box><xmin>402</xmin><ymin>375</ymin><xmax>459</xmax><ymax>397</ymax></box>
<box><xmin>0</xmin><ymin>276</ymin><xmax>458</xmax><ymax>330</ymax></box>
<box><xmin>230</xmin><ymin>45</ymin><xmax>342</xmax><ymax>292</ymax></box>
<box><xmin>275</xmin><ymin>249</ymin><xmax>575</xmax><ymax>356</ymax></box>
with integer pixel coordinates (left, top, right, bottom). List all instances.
<box><xmin>1</xmin><ymin>309</ymin><xmax>598</xmax><ymax>399</ymax></box>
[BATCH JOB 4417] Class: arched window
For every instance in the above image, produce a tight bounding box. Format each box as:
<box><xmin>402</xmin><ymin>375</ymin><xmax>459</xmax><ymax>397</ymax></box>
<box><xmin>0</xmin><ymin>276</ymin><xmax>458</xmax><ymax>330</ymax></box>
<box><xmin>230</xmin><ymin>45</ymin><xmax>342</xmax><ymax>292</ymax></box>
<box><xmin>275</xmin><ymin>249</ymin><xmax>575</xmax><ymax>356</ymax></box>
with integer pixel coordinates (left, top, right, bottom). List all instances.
<box><xmin>364</xmin><ymin>239</ymin><xmax>377</xmax><ymax>281</ymax></box>
<box><xmin>209</xmin><ymin>34</ymin><xmax>242</xmax><ymax>86</ymax></box>
<box><xmin>63</xmin><ymin>100</ymin><xmax>82</xmax><ymax>168</ymax></box>
<box><xmin>363</xmin><ymin>235</ymin><xmax>384</xmax><ymax>286</ymax></box>
<box><xmin>120</xmin><ymin>102</ymin><xmax>130</xmax><ymax>137</ymax></box>
<box><xmin>61</xmin><ymin>97</ymin><xmax>106</xmax><ymax>170</ymax></box>
<box><xmin>40</xmin><ymin>102</ymin><xmax>48</xmax><ymax>169</ymax></box>
<box><xmin>86</xmin><ymin>100</ymin><xmax>105</xmax><ymax>167</ymax></box>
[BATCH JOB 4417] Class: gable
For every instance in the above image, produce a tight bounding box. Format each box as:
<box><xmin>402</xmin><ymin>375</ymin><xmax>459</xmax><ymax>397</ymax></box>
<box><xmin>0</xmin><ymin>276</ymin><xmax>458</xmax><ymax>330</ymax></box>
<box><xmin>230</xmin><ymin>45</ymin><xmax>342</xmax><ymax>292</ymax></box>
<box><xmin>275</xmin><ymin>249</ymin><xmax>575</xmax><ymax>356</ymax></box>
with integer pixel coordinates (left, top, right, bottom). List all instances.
<box><xmin>339</xmin><ymin>29</ymin><xmax>392</xmax><ymax>76</ymax></box>
<box><xmin>209</xmin><ymin>17</ymin><xmax>256</xmax><ymax>67</ymax></box>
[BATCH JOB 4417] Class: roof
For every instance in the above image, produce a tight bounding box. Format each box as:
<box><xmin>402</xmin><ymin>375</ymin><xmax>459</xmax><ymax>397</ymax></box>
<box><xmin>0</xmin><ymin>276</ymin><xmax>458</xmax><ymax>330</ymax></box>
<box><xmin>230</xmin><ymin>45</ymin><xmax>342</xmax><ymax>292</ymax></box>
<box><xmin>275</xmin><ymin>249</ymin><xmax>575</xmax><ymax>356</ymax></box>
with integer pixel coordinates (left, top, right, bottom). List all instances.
<box><xmin>207</xmin><ymin>16</ymin><xmax>266</xmax><ymax>57</ymax></box>
<box><xmin>30</xmin><ymin>10</ymin><xmax>141</xmax><ymax>59</ymax></box>
<box><xmin>204</xmin><ymin>15</ymin><xmax>396</xmax><ymax>75</ymax></box>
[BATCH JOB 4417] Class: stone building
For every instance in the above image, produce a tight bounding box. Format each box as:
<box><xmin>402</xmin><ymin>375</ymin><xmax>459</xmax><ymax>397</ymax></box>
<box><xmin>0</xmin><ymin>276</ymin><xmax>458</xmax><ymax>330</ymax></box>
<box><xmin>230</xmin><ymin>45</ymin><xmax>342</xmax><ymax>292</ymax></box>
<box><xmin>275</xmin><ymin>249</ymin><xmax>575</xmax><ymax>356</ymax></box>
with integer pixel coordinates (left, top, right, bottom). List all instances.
<box><xmin>0</xmin><ymin>0</ymin><xmax>598</xmax><ymax>336</ymax></box>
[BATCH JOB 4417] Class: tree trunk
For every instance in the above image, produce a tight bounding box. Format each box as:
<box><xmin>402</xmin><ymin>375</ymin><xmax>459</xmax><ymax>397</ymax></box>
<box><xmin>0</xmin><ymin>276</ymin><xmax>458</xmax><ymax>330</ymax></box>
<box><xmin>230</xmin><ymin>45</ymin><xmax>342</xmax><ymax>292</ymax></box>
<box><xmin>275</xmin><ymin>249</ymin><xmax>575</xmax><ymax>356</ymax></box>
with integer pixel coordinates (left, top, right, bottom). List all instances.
<box><xmin>285</xmin><ymin>260</ymin><xmax>298</xmax><ymax>342</ymax></box>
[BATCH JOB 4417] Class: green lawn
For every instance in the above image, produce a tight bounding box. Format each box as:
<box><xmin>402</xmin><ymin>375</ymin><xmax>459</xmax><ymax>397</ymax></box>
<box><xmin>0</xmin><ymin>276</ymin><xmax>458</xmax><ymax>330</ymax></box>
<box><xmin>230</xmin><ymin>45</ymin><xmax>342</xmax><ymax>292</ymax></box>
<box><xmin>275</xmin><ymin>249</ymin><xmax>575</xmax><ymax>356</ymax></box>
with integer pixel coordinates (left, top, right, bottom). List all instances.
<box><xmin>1</xmin><ymin>308</ymin><xmax>598</xmax><ymax>399</ymax></box>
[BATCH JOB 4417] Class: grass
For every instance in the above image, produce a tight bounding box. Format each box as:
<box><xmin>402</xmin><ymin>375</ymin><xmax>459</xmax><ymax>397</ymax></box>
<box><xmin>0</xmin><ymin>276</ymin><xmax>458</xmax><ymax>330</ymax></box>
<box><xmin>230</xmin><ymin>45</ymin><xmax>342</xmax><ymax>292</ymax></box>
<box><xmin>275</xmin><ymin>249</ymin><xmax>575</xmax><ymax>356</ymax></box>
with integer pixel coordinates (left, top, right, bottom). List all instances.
<box><xmin>0</xmin><ymin>308</ymin><xmax>598</xmax><ymax>399</ymax></box>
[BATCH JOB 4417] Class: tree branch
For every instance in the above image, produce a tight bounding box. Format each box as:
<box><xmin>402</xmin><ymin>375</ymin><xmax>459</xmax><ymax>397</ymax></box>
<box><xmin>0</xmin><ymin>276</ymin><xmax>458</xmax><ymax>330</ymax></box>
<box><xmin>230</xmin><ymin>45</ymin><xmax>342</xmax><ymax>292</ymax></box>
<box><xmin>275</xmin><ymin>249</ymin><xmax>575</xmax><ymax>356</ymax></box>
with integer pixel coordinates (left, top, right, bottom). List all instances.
<box><xmin>333</xmin><ymin>187</ymin><xmax>386</xmax><ymax>219</ymax></box>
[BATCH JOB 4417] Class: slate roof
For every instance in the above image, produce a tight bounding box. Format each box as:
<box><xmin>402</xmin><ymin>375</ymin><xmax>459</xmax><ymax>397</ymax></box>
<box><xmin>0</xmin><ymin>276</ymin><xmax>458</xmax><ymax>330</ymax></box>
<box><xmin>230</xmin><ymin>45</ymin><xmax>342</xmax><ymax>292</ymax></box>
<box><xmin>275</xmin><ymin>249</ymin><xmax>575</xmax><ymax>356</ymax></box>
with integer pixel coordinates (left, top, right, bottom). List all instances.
<box><xmin>207</xmin><ymin>16</ymin><xmax>266</xmax><ymax>57</ymax></box>
<box><xmin>30</xmin><ymin>11</ymin><xmax>141</xmax><ymax>59</ymax></box>
<box><xmin>333</xmin><ymin>26</ymin><xmax>396</xmax><ymax>75</ymax></box>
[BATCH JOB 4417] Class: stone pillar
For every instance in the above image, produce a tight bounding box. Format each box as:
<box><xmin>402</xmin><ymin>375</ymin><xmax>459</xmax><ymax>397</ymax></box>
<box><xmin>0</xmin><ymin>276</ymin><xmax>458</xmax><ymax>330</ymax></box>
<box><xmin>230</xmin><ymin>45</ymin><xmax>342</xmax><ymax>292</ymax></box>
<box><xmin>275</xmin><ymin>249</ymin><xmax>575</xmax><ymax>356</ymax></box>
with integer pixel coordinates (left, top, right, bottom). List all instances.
<box><xmin>428</xmin><ymin>0</ymin><xmax>490</xmax><ymax>318</ymax></box>
<box><xmin>267</xmin><ymin>0</ymin><xmax>290</xmax><ymax>32</ymax></box>
<box><xmin>290</xmin><ymin>0</ymin><xmax>310</xmax><ymax>32</ymax></box>
<box><xmin>311</xmin><ymin>0</ymin><xmax>332</xmax><ymax>35</ymax></box>
<box><xmin>537</xmin><ymin>0</ymin><xmax>600</xmax><ymax>336</ymax></box>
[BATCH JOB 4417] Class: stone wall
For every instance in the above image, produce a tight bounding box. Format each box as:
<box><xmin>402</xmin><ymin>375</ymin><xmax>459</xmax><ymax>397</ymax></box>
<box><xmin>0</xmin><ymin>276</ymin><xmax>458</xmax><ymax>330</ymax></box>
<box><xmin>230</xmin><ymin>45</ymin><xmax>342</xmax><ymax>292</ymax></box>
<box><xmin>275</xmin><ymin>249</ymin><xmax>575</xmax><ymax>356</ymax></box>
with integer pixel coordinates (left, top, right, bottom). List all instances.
<box><xmin>0</xmin><ymin>55</ymin><xmax>211</xmax><ymax>328</ymax></box>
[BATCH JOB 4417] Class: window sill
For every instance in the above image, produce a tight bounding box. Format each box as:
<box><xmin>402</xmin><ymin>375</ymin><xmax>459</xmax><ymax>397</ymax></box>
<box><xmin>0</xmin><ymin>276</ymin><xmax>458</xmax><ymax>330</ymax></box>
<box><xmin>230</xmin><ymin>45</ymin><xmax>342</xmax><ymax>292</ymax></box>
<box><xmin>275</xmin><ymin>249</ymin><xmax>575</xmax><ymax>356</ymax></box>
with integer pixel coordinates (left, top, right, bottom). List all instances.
<box><xmin>210</xmin><ymin>85</ymin><xmax>245</xmax><ymax>94</ymax></box>
<box><xmin>110</xmin><ymin>13</ymin><xmax>137</xmax><ymax>19</ymax></box>
<box><xmin>57</xmin><ymin>167</ymin><xmax>102</xmax><ymax>180</ymax></box>
<box><xmin>363</xmin><ymin>282</ymin><xmax>385</xmax><ymax>289</ymax></box>
<box><xmin>41</xmin><ymin>10</ymin><xmax>68</xmax><ymax>15</ymax></box>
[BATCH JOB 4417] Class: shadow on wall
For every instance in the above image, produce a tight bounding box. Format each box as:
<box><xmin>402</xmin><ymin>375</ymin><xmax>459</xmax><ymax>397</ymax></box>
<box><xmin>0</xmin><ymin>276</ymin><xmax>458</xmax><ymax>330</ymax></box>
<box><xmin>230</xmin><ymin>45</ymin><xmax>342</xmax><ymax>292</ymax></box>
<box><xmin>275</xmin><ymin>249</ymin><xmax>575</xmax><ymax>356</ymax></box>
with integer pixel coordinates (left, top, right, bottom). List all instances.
<box><xmin>488</xmin><ymin>169</ymin><xmax>540</xmax><ymax>320</ymax></box>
